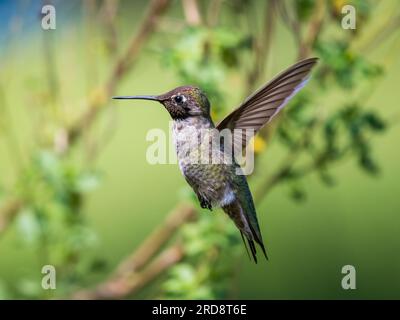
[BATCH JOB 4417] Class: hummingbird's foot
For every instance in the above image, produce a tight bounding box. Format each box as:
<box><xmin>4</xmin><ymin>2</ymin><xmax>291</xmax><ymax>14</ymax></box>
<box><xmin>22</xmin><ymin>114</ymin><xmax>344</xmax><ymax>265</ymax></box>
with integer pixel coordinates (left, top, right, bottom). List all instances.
<box><xmin>198</xmin><ymin>196</ymin><xmax>212</xmax><ymax>211</ymax></box>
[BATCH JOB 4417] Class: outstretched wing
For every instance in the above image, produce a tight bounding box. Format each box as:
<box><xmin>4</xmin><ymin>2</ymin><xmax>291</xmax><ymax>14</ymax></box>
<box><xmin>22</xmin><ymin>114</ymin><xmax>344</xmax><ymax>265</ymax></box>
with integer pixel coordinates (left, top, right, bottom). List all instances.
<box><xmin>216</xmin><ymin>57</ymin><xmax>318</xmax><ymax>149</ymax></box>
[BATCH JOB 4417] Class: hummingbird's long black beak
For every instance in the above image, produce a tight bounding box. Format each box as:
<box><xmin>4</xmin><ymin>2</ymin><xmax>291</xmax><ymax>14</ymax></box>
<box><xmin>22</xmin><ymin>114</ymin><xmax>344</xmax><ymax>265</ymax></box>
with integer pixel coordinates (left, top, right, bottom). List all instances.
<box><xmin>112</xmin><ymin>95</ymin><xmax>159</xmax><ymax>101</ymax></box>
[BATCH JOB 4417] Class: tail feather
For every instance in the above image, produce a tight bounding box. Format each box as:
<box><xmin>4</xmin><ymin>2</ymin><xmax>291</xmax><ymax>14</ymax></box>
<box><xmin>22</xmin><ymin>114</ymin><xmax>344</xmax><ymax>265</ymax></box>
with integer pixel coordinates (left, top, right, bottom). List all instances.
<box><xmin>248</xmin><ymin>220</ymin><xmax>268</xmax><ymax>261</ymax></box>
<box><xmin>247</xmin><ymin>238</ymin><xmax>258</xmax><ymax>264</ymax></box>
<box><xmin>240</xmin><ymin>231</ymin><xmax>251</xmax><ymax>261</ymax></box>
<box><xmin>222</xmin><ymin>199</ymin><xmax>268</xmax><ymax>263</ymax></box>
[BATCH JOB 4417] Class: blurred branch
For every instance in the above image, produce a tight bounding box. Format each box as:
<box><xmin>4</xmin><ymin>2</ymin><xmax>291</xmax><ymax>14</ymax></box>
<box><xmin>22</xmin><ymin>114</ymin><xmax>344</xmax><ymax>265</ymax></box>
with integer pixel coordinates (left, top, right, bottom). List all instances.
<box><xmin>70</xmin><ymin>204</ymin><xmax>196</xmax><ymax>299</ymax></box>
<box><xmin>68</xmin><ymin>0</ymin><xmax>172</xmax><ymax>146</ymax></box>
<box><xmin>42</xmin><ymin>16</ymin><xmax>61</xmax><ymax>115</ymax></box>
<box><xmin>0</xmin><ymin>199</ymin><xmax>22</xmax><ymax>236</ymax></box>
<box><xmin>207</xmin><ymin>0</ymin><xmax>223</xmax><ymax>27</ymax></box>
<box><xmin>99</xmin><ymin>0</ymin><xmax>120</xmax><ymax>55</ymax></box>
<box><xmin>0</xmin><ymin>84</ymin><xmax>23</xmax><ymax>170</ymax></box>
<box><xmin>298</xmin><ymin>1</ymin><xmax>325</xmax><ymax>59</ymax></box>
<box><xmin>81</xmin><ymin>0</ymin><xmax>101</xmax><ymax>94</ymax></box>
<box><xmin>0</xmin><ymin>0</ymin><xmax>172</xmax><ymax>237</ymax></box>
<box><xmin>357</xmin><ymin>14</ymin><xmax>400</xmax><ymax>53</ymax></box>
<box><xmin>73</xmin><ymin>244</ymin><xmax>184</xmax><ymax>299</ymax></box>
<box><xmin>258</xmin><ymin>1</ymin><xmax>324</xmax><ymax>141</ymax></box>
<box><xmin>182</xmin><ymin>0</ymin><xmax>202</xmax><ymax>26</ymax></box>
<box><xmin>246</xmin><ymin>0</ymin><xmax>276</xmax><ymax>93</ymax></box>
<box><xmin>275</xmin><ymin>0</ymin><xmax>325</xmax><ymax>60</ymax></box>
<box><xmin>115</xmin><ymin>204</ymin><xmax>196</xmax><ymax>275</ymax></box>
<box><xmin>276</xmin><ymin>0</ymin><xmax>301</xmax><ymax>48</ymax></box>
<box><xmin>254</xmin><ymin>115</ymin><xmax>320</xmax><ymax>203</ymax></box>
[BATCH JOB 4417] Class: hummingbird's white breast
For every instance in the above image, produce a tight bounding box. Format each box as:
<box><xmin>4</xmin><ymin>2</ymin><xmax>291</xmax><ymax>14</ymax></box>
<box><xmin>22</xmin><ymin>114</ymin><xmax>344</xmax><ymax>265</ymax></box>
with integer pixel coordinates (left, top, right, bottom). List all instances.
<box><xmin>171</xmin><ymin>116</ymin><xmax>236</xmax><ymax>207</ymax></box>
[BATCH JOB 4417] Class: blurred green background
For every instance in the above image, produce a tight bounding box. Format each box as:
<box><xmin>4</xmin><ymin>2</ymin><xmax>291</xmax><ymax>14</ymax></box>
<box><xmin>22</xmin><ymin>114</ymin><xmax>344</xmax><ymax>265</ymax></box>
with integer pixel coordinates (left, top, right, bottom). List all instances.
<box><xmin>0</xmin><ymin>0</ymin><xmax>399</xmax><ymax>299</ymax></box>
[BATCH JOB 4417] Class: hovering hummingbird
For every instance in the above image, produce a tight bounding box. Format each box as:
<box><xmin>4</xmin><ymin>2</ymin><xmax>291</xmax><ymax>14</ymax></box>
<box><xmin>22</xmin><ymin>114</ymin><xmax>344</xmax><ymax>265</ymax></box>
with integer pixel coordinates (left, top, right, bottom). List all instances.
<box><xmin>113</xmin><ymin>57</ymin><xmax>318</xmax><ymax>263</ymax></box>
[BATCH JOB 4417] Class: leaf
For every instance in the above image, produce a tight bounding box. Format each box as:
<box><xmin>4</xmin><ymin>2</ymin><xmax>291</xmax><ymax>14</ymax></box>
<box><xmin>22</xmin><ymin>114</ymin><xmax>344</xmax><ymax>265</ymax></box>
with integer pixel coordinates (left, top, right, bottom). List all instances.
<box><xmin>315</xmin><ymin>41</ymin><xmax>383</xmax><ymax>90</ymax></box>
<box><xmin>171</xmin><ymin>264</ymin><xmax>196</xmax><ymax>283</ymax></box>
<box><xmin>361</xmin><ymin>63</ymin><xmax>384</xmax><ymax>78</ymax></box>
<box><xmin>163</xmin><ymin>279</ymin><xmax>186</xmax><ymax>293</ymax></box>
<box><xmin>324</xmin><ymin>117</ymin><xmax>338</xmax><ymax>149</ymax></box>
<box><xmin>359</xmin><ymin>153</ymin><xmax>379</xmax><ymax>175</ymax></box>
<box><xmin>15</xmin><ymin>208</ymin><xmax>41</xmax><ymax>244</ymax></box>
<box><xmin>75</xmin><ymin>172</ymin><xmax>101</xmax><ymax>193</ymax></box>
<box><xmin>89</xmin><ymin>259</ymin><xmax>108</xmax><ymax>273</ymax></box>
<box><xmin>289</xmin><ymin>185</ymin><xmax>307</xmax><ymax>202</ymax></box>
<box><xmin>37</xmin><ymin>150</ymin><xmax>59</xmax><ymax>176</ymax></box>
<box><xmin>193</xmin><ymin>286</ymin><xmax>214</xmax><ymax>299</ymax></box>
<box><xmin>185</xmin><ymin>238</ymin><xmax>207</xmax><ymax>256</ymax></box>
<box><xmin>319</xmin><ymin>170</ymin><xmax>336</xmax><ymax>187</ymax></box>
<box><xmin>364</xmin><ymin>113</ymin><xmax>386</xmax><ymax>131</ymax></box>
<box><xmin>277</xmin><ymin>125</ymin><xmax>296</xmax><ymax>147</ymax></box>
<box><xmin>16</xmin><ymin>278</ymin><xmax>42</xmax><ymax>298</ymax></box>
<box><xmin>295</xmin><ymin>0</ymin><xmax>315</xmax><ymax>21</ymax></box>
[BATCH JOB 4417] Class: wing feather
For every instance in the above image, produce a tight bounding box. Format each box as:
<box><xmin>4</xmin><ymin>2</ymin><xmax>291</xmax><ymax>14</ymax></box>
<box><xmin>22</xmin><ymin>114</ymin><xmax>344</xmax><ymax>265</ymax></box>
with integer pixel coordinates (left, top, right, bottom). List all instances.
<box><xmin>216</xmin><ymin>57</ymin><xmax>318</xmax><ymax>150</ymax></box>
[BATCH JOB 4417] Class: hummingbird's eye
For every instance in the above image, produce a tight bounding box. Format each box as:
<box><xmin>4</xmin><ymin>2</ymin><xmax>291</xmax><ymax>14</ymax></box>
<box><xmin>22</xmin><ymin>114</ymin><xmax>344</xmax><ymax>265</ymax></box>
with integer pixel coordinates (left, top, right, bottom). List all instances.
<box><xmin>174</xmin><ymin>95</ymin><xmax>184</xmax><ymax>104</ymax></box>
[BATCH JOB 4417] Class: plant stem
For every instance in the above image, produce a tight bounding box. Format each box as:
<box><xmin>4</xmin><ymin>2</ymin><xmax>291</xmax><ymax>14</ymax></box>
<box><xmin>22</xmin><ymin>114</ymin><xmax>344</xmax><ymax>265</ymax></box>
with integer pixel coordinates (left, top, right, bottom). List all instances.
<box><xmin>69</xmin><ymin>204</ymin><xmax>196</xmax><ymax>299</ymax></box>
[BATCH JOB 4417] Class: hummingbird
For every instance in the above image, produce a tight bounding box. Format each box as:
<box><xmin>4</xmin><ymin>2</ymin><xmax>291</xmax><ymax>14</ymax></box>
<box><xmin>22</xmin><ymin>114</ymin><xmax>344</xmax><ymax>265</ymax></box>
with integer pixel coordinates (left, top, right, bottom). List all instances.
<box><xmin>113</xmin><ymin>57</ymin><xmax>318</xmax><ymax>263</ymax></box>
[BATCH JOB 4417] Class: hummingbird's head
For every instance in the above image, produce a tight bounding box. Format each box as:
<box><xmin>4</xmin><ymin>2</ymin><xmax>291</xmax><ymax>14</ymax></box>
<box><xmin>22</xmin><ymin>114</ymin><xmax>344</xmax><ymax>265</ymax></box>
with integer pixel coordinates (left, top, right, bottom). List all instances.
<box><xmin>113</xmin><ymin>85</ymin><xmax>211</xmax><ymax>120</ymax></box>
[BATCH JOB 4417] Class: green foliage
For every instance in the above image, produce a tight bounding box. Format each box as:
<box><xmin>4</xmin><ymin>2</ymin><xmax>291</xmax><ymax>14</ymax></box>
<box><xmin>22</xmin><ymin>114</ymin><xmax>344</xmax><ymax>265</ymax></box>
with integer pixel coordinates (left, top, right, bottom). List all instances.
<box><xmin>158</xmin><ymin>0</ymin><xmax>388</xmax><ymax>298</ymax></box>
<box><xmin>10</xmin><ymin>150</ymin><xmax>102</xmax><ymax>297</ymax></box>
<box><xmin>315</xmin><ymin>41</ymin><xmax>383</xmax><ymax>89</ymax></box>
<box><xmin>161</xmin><ymin>26</ymin><xmax>252</xmax><ymax>114</ymax></box>
<box><xmin>295</xmin><ymin>0</ymin><xmax>316</xmax><ymax>21</ymax></box>
<box><xmin>161</xmin><ymin>212</ymin><xmax>241</xmax><ymax>299</ymax></box>
<box><xmin>276</xmin><ymin>82</ymin><xmax>386</xmax><ymax>200</ymax></box>
<box><xmin>0</xmin><ymin>0</ymin><xmax>393</xmax><ymax>300</ymax></box>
